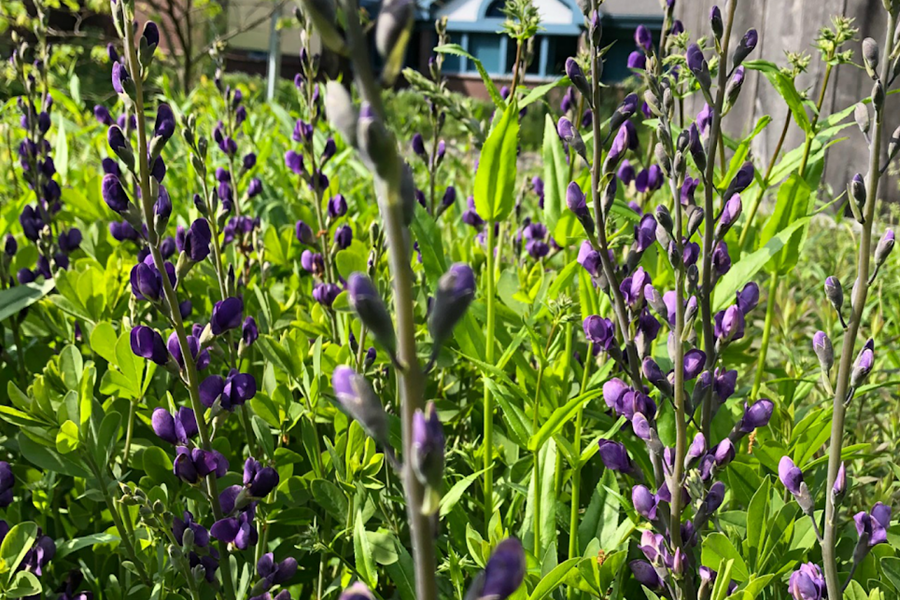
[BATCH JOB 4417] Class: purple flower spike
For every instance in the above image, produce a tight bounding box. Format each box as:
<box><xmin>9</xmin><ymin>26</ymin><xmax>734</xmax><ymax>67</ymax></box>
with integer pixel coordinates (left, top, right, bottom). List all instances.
<box><xmin>211</xmin><ymin>297</ymin><xmax>244</xmax><ymax>335</ymax></box>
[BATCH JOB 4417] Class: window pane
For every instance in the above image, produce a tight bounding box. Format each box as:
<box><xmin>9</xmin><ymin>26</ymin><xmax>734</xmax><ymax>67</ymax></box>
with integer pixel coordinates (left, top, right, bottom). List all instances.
<box><xmin>469</xmin><ymin>33</ymin><xmax>503</xmax><ymax>73</ymax></box>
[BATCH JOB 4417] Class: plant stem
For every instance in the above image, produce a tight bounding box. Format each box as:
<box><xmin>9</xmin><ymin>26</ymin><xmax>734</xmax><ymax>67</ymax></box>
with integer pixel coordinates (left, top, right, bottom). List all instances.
<box><xmin>567</xmin><ymin>342</ymin><xmax>592</xmax><ymax>575</ymax></box>
<box><xmin>123</xmin><ymin>397</ymin><xmax>138</xmax><ymax>465</ymax></box>
<box><xmin>750</xmin><ymin>272</ymin><xmax>778</xmax><ymax>399</ymax></box>
<box><xmin>532</xmin><ymin>362</ymin><xmax>545</xmax><ymax>556</ymax></box>
<box><xmin>738</xmin><ymin>114</ymin><xmax>791</xmax><ymax>250</ymax></box>
<box><xmin>822</xmin><ymin>13</ymin><xmax>896</xmax><ymax>598</ymax></box>
<box><xmin>699</xmin><ymin>0</ymin><xmax>738</xmax><ymax>440</ymax></box>
<box><xmin>483</xmin><ymin>219</ymin><xmax>497</xmax><ymax>534</ymax></box>
<box><xmin>121</xmin><ymin>15</ymin><xmax>236</xmax><ymax>600</ymax></box>
<box><xmin>340</xmin><ymin>2</ymin><xmax>437</xmax><ymax>598</ymax></box>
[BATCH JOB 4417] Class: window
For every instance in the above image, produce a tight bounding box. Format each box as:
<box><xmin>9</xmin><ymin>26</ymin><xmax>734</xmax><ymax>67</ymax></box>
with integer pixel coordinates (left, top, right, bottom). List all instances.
<box><xmin>468</xmin><ymin>33</ymin><xmax>504</xmax><ymax>73</ymax></box>
<box><xmin>485</xmin><ymin>0</ymin><xmax>506</xmax><ymax>18</ymax></box>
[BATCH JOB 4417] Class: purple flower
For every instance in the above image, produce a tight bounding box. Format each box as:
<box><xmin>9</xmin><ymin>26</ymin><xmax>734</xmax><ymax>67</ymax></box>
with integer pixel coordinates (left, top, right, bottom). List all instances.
<box><xmin>182</xmin><ymin>218</ymin><xmax>212</xmax><ymax>262</ymax></box>
<box><xmin>152</xmin><ymin>407</ymin><xmax>198</xmax><ymax>445</ymax></box>
<box><xmin>713</xmin><ymin>240</ymin><xmax>731</xmax><ymax>275</ymax></box>
<box><xmin>634</xmin><ymin>214</ymin><xmax>657</xmax><ymax>252</ymax></box>
<box><xmin>715</xmin><ymin>305</ymin><xmax>745</xmax><ymax>342</ymax></box>
<box><xmin>295</xmin><ymin>221</ymin><xmax>315</xmax><ymax>245</ymax></box>
<box><xmin>411</xmin><ymin>401</ymin><xmax>445</xmax><ymax>487</ymax></box>
<box><xmin>328</xmin><ymin>194</ymin><xmax>347</xmax><ymax>218</ymax></box>
<box><xmin>726</xmin><ymin>162</ymin><xmax>755</xmax><ymax>199</ymax></box>
<box><xmin>94</xmin><ymin>105</ymin><xmax>113</xmax><ymax>126</ymax></box>
<box><xmin>248</xmin><ymin>178</ymin><xmax>263</xmax><ymax>198</ymax></box>
<box><xmin>714</xmin><ymin>439</ymin><xmax>735</xmax><ymax>466</ymax></box>
<box><xmin>242</xmin><ymin>317</ymin><xmax>258</xmax><ymax>347</ymax></box>
<box><xmin>683</xmin><ymin>348</ymin><xmax>706</xmax><ymax>379</ymax></box>
<box><xmin>462</xmin><ymin>196</ymin><xmax>484</xmax><ymax>228</ymax></box>
<box><xmin>734</xmin><ymin>29</ymin><xmax>759</xmax><ymax>67</ymax></box>
<box><xmin>102</xmin><ymin>174</ymin><xmax>130</xmax><ymax>213</ymax></box>
<box><xmin>737</xmin><ymin>282</ymin><xmax>759</xmax><ymax>314</ymax></box>
<box><xmin>244</xmin><ymin>457</ymin><xmax>280</xmax><ymax>497</ymax></box>
<box><xmin>211</xmin><ymin>297</ymin><xmax>244</xmax><ymax>335</ymax></box>
<box><xmin>429</xmin><ymin>263</ymin><xmax>475</xmax><ymax>344</ymax></box>
<box><xmin>0</xmin><ymin>463</ymin><xmax>13</xmax><ymax>507</ymax></box>
<box><xmin>577</xmin><ymin>241</ymin><xmax>602</xmax><ymax>278</ymax></box>
<box><xmin>131</xmin><ymin>326</ymin><xmax>168</xmax><ymax>365</ymax></box>
<box><xmin>174</xmin><ymin>511</ymin><xmax>210</xmax><ymax>547</ymax></box>
<box><xmin>154</xmin><ymin>104</ymin><xmax>175</xmax><ymax>141</ymax></box>
<box><xmin>583</xmin><ymin>315</ymin><xmax>615</xmax><ymax>350</ymax></box>
<box><xmin>110</xmin><ymin>221</ymin><xmax>139</xmax><ymax>242</ymax></box>
<box><xmin>313</xmin><ymin>283</ymin><xmax>341</xmax><ymax>307</ymax></box>
<box><xmin>597</xmin><ymin>439</ymin><xmax>635</xmax><ymax>475</ymax></box>
<box><xmin>334</xmin><ymin>225</ymin><xmax>353</xmax><ymax>249</ymax></box>
<box><xmin>480</xmin><ymin>538</ymin><xmax>526</xmax><ymax>600</ymax></box>
<box><xmin>411</xmin><ymin>133</ymin><xmax>426</xmax><ymax>158</ymax></box>
<box><xmin>779</xmin><ymin>456</ymin><xmax>804</xmax><ymax>496</ymax></box>
<box><xmin>627</xmin><ymin>51</ymin><xmax>646</xmax><ymax>70</ymax></box>
<box><xmin>211</xmin><ymin>504</ymin><xmax>259</xmax><ymax>550</ymax></box>
<box><xmin>851</xmin><ymin>341</ymin><xmax>875</xmax><ymax>386</ymax></box>
<box><xmin>112</xmin><ymin>61</ymin><xmax>129</xmax><ymax>94</ymax></box>
<box><xmin>285</xmin><ymin>150</ymin><xmax>304</xmax><ymax>175</ymax></box>
<box><xmin>739</xmin><ymin>399</ymin><xmax>773</xmax><ymax>432</ymax></box>
<box><xmin>618</xmin><ymin>159</ymin><xmax>636</xmax><ymax>185</ymax></box>
<box><xmin>788</xmin><ymin>563</ymin><xmax>825</xmax><ymax>600</ymax></box>
<box><xmin>167</xmin><ymin>331</ymin><xmax>210</xmax><ymax>371</ymax></box>
<box><xmin>630</xmin><ymin>560</ymin><xmax>662</xmax><ymax>588</ymax></box>
<box><xmin>632</xmin><ymin>485</ymin><xmax>658</xmax><ymax>520</ymax></box>
<box><xmin>301</xmin><ymin>250</ymin><xmax>324</xmax><ymax>274</ymax></box>
<box><xmin>257</xmin><ymin>553</ymin><xmax>298</xmax><ymax>590</ymax></box>
<box><xmin>634</xmin><ymin>25</ymin><xmax>652</xmax><ymax>52</ymax></box>
<box><xmin>604</xmin><ymin>125</ymin><xmax>630</xmax><ymax>172</ymax></box>
<box><xmin>199</xmin><ymin>371</ymin><xmax>256</xmax><ymax>410</ymax></box>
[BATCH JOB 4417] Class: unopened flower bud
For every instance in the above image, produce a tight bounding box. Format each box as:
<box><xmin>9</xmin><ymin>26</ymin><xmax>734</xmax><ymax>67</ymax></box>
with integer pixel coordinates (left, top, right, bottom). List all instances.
<box><xmin>850</xmin><ymin>342</ymin><xmax>874</xmax><ymax>388</ymax></box>
<box><xmin>332</xmin><ymin>366</ymin><xmax>389</xmax><ymax>446</ymax></box>
<box><xmin>855</xmin><ymin>103</ymin><xmax>870</xmax><ymax>135</ymax></box>
<box><xmin>875</xmin><ymin>229</ymin><xmax>894</xmax><ymax>266</ymax></box>
<box><xmin>566</xmin><ymin>182</ymin><xmax>594</xmax><ymax>235</ymax></box>
<box><xmin>565</xmin><ymin>57</ymin><xmax>591</xmax><ymax>100</ymax></box>
<box><xmin>824</xmin><ymin>276</ymin><xmax>843</xmax><ymax>312</ymax></box>
<box><xmin>833</xmin><ymin>462</ymin><xmax>846</xmax><ymax>501</ymax></box>
<box><xmin>429</xmin><ymin>263</ymin><xmax>475</xmax><ymax>347</ymax></box>
<box><xmin>375</xmin><ymin>0</ymin><xmax>415</xmax><ymax>85</ymax></box>
<box><xmin>709</xmin><ymin>6</ymin><xmax>723</xmax><ymax>40</ymax></box>
<box><xmin>862</xmin><ymin>37</ymin><xmax>880</xmax><ymax>80</ymax></box>
<box><xmin>732</xmin><ymin>29</ymin><xmax>758</xmax><ymax>68</ymax></box>
<box><xmin>411</xmin><ymin>402</ymin><xmax>445</xmax><ymax>488</ymax></box>
<box><xmin>813</xmin><ymin>331</ymin><xmax>833</xmax><ymax>372</ymax></box>
<box><xmin>347</xmin><ymin>273</ymin><xmax>396</xmax><ymax>354</ymax></box>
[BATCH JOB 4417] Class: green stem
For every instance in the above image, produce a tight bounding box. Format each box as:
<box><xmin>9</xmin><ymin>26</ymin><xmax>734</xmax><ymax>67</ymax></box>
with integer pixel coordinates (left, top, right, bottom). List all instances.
<box><xmin>567</xmin><ymin>343</ymin><xmax>592</xmax><ymax>573</ymax></box>
<box><xmin>822</xmin><ymin>13</ymin><xmax>896</xmax><ymax>597</ymax></box>
<box><xmin>750</xmin><ymin>272</ymin><xmax>778</xmax><ymax>399</ymax></box>
<box><xmin>123</xmin><ymin>397</ymin><xmax>138</xmax><ymax>465</ymax></box>
<box><xmin>738</xmin><ymin>114</ymin><xmax>791</xmax><ymax>250</ymax></box>
<box><xmin>531</xmin><ymin>364</ymin><xmax>544</xmax><ymax>556</ymax></box>
<box><xmin>483</xmin><ymin>219</ymin><xmax>497</xmax><ymax>534</ymax></box>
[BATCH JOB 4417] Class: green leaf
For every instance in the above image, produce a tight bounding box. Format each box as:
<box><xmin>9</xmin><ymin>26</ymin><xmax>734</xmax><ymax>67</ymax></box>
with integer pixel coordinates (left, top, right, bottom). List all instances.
<box><xmin>311</xmin><ymin>479</ymin><xmax>348</xmax><ymax>523</ymax></box>
<box><xmin>520</xmin><ymin>77</ymin><xmax>570</xmax><ymax>109</ymax></box>
<box><xmin>528</xmin><ymin>388</ymin><xmax>602</xmax><ymax>451</ymax></box>
<box><xmin>56</xmin><ymin>420</ymin><xmax>80</xmax><ymax>454</ymax></box>
<box><xmin>0</xmin><ymin>279</ymin><xmax>55</xmax><ymax>322</ymax></box>
<box><xmin>89</xmin><ymin>321</ymin><xmax>118</xmax><ymax>365</ymax></box>
<box><xmin>141</xmin><ymin>446</ymin><xmax>175</xmax><ymax>485</ymax></box>
<box><xmin>354</xmin><ymin>511</ymin><xmax>377</xmax><ymax>587</ymax></box>
<box><xmin>701</xmin><ymin>533</ymin><xmax>749</xmax><ymax>582</ymax></box>
<box><xmin>844</xmin><ymin>580</ymin><xmax>869</xmax><ymax>600</ymax></box>
<box><xmin>527</xmin><ymin>557</ymin><xmax>580</xmax><ymax>600</ymax></box>
<box><xmin>746</xmin><ymin>476</ymin><xmax>771</xmax><ymax>569</ymax></box>
<box><xmin>745</xmin><ymin>60</ymin><xmax>812</xmax><ymax>134</ymax></box>
<box><xmin>0</xmin><ymin>522</ymin><xmax>38</xmax><ymax>577</ymax></box>
<box><xmin>720</xmin><ymin>116</ymin><xmax>771</xmax><ymax>188</ymax></box>
<box><xmin>410</xmin><ymin>203</ymin><xmax>448</xmax><ymax>285</ymax></box>
<box><xmin>440</xmin><ymin>469</ymin><xmax>485</xmax><ymax>517</ymax></box>
<box><xmin>712</xmin><ymin>216</ymin><xmax>811</xmax><ymax>311</ymax></box>
<box><xmin>434</xmin><ymin>44</ymin><xmax>504</xmax><ymax>108</ymax></box>
<box><xmin>335</xmin><ymin>241</ymin><xmax>368</xmax><ymax>280</ymax></box>
<box><xmin>384</xmin><ymin>536</ymin><xmax>416</xmax><ymax>600</ymax></box>
<box><xmin>758</xmin><ymin>173</ymin><xmax>814</xmax><ymax>274</ymax></box>
<box><xmin>474</xmin><ymin>102</ymin><xmax>520</xmax><ymax>222</ymax></box>
<box><xmin>7</xmin><ymin>570</ymin><xmax>42</xmax><ymax>598</ymax></box>
<box><xmin>18</xmin><ymin>434</ymin><xmax>89</xmax><ymax>478</ymax></box>
<box><xmin>542</xmin><ymin>114</ymin><xmax>569</xmax><ymax>234</ymax></box>
<box><xmin>578</xmin><ymin>469</ymin><xmax>619</xmax><ymax>553</ymax></box>
<box><xmin>881</xmin><ymin>556</ymin><xmax>900</xmax><ymax>593</ymax></box>
<box><xmin>54</xmin><ymin>116</ymin><xmax>68</xmax><ymax>180</ymax></box>
<box><xmin>95</xmin><ymin>411</ymin><xmax>121</xmax><ymax>466</ymax></box>
<box><xmin>55</xmin><ymin>533</ymin><xmax>119</xmax><ymax>558</ymax></box>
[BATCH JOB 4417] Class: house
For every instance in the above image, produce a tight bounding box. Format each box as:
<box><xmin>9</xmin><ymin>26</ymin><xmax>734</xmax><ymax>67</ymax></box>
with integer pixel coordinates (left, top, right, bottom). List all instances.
<box><xmin>220</xmin><ymin>0</ymin><xmax>662</xmax><ymax>96</ymax></box>
<box><xmin>410</xmin><ymin>0</ymin><xmax>663</xmax><ymax>95</ymax></box>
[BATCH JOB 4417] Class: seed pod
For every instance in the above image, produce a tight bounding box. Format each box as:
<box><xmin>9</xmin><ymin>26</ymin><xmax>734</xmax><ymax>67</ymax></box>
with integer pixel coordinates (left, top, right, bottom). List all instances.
<box><xmin>863</xmin><ymin>37</ymin><xmax>880</xmax><ymax>80</ymax></box>
<box><xmin>824</xmin><ymin>276</ymin><xmax>843</xmax><ymax>312</ymax></box>
<box><xmin>347</xmin><ymin>273</ymin><xmax>397</xmax><ymax>354</ymax></box>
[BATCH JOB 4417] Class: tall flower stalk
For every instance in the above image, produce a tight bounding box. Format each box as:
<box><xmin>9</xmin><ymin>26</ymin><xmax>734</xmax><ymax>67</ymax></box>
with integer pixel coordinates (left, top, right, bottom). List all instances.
<box><xmin>821</xmin><ymin>5</ymin><xmax>899</xmax><ymax>595</ymax></box>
